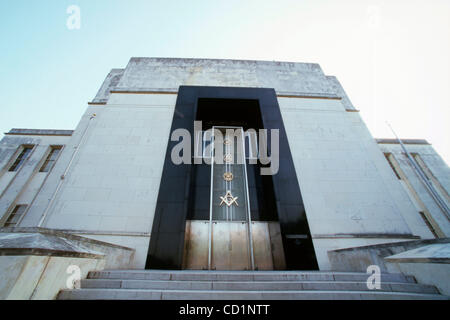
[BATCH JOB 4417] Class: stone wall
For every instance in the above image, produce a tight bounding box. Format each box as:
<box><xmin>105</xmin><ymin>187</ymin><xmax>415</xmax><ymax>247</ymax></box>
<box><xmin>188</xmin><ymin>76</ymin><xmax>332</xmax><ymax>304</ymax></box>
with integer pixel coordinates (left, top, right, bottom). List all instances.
<box><xmin>278</xmin><ymin>97</ymin><xmax>434</xmax><ymax>269</ymax></box>
<box><xmin>0</xmin><ymin>229</ymin><xmax>134</xmax><ymax>299</ymax></box>
<box><xmin>377</xmin><ymin>142</ymin><xmax>450</xmax><ymax>237</ymax></box>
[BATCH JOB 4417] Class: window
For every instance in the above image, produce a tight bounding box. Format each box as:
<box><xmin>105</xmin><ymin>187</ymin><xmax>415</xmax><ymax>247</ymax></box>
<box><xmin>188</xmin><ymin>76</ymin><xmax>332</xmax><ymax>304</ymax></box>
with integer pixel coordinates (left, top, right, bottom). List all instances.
<box><xmin>384</xmin><ymin>152</ymin><xmax>443</xmax><ymax>238</ymax></box>
<box><xmin>4</xmin><ymin>205</ymin><xmax>27</xmax><ymax>227</ymax></box>
<box><xmin>39</xmin><ymin>146</ymin><xmax>62</xmax><ymax>172</ymax></box>
<box><xmin>411</xmin><ymin>153</ymin><xmax>449</xmax><ymax>200</ymax></box>
<box><xmin>384</xmin><ymin>153</ymin><xmax>401</xmax><ymax>180</ymax></box>
<box><xmin>8</xmin><ymin>146</ymin><xmax>33</xmax><ymax>172</ymax></box>
<box><xmin>419</xmin><ymin>211</ymin><xmax>439</xmax><ymax>238</ymax></box>
<box><xmin>411</xmin><ymin>153</ymin><xmax>431</xmax><ymax>181</ymax></box>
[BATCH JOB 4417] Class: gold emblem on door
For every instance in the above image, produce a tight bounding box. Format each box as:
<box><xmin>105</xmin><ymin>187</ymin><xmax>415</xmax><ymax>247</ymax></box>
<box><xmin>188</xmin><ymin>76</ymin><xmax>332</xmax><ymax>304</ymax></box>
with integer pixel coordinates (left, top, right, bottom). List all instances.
<box><xmin>219</xmin><ymin>190</ymin><xmax>239</xmax><ymax>207</ymax></box>
<box><xmin>223</xmin><ymin>172</ymin><xmax>233</xmax><ymax>181</ymax></box>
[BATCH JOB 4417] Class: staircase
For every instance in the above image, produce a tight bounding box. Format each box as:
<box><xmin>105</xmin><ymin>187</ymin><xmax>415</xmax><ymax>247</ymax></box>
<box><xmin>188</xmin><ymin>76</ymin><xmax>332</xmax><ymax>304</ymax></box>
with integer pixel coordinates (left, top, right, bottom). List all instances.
<box><xmin>58</xmin><ymin>270</ymin><xmax>448</xmax><ymax>300</ymax></box>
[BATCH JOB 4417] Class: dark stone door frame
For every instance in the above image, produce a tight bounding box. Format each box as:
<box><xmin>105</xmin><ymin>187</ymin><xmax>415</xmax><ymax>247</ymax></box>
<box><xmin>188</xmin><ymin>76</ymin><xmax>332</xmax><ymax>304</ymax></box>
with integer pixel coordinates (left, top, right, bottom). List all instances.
<box><xmin>145</xmin><ymin>85</ymin><xmax>318</xmax><ymax>270</ymax></box>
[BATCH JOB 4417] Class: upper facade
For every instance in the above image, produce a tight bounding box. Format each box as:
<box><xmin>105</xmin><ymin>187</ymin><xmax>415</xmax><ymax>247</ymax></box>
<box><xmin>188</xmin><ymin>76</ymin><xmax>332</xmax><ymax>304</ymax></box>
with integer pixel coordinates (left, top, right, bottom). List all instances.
<box><xmin>91</xmin><ymin>57</ymin><xmax>355</xmax><ymax>110</ymax></box>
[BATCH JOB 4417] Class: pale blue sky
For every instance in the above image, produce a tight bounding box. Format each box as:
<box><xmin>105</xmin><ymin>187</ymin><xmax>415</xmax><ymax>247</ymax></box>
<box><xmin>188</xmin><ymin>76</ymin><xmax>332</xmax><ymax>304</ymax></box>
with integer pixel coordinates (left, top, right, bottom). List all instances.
<box><xmin>0</xmin><ymin>0</ymin><xmax>449</xmax><ymax>162</ymax></box>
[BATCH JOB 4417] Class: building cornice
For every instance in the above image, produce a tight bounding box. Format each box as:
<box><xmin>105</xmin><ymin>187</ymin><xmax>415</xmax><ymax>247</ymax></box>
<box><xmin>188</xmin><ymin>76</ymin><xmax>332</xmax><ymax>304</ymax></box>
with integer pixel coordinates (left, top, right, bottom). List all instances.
<box><xmin>5</xmin><ymin>129</ymin><xmax>74</xmax><ymax>136</ymax></box>
<box><xmin>376</xmin><ymin>138</ymin><xmax>430</xmax><ymax>145</ymax></box>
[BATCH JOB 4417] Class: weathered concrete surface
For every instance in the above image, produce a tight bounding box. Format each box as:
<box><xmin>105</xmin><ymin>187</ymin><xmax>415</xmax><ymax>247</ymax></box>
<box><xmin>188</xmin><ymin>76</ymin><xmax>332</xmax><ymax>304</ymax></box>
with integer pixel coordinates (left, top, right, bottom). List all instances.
<box><xmin>328</xmin><ymin>239</ymin><xmax>450</xmax><ymax>295</ymax></box>
<box><xmin>0</xmin><ymin>229</ymin><xmax>135</xmax><ymax>300</ymax></box>
<box><xmin>0</xmin><ymin>255</ymin><xmax>104</xmax><ymax>300</ymax></box>
<box><xmin>25</xmin><ymin>94</ymin><xmax>175</xmax><ymax>268</ymax></box>
<box><xmin>385</xmin><ymin>261</ymin><xmax>450</xmax><ymax>296</ymax></box>
<box><xmin>0</xmin><ymin>133</ymin><xmax>73</xmax><ymax>230</ymax></box>
<box><xmin>102</xmin><ymin>57</ymin><xmax>355</xmax><ymax>110</ymax></box>
<box><xmin>383</xmin><ymin>243</ymin><xmax>450</xmax><ymax>295</ymax></box>
<box><xmin>0</xmin><ymin>145</ymin><xmax>48</xmax><ymax>223</ymax></box>
<box><xmin>278</xmin><ymin>97</ymin><xmax>434</xmax><ymax>269</ymax></box>
<box><xmin>0</xmin><ymin>228</ymin><xmax>135</xmax><ymax>269</ymax></box>
<box><xmin>328</xmin><ymin>238</ymin><xmax>450</xmax><ymax>272</ymax></box>
<box><xmin>385</xmin><ymin>243</ymin><xmax>450</xmax><ymax>264</ymax></box>
<box><xmin>377</xmin><ymin>141</ymin><xmax>450</xmax><ymax>237</ymax></box>
<box><xmin>92</xmin><ymin>68</ymin><xmax>125</xmax><ymax>103</ymax></box>
<box><xmin>17</xmin><ymin>108</ymin><xmax>103</xmax><ymax>228</ymax></box>
<box><xmin>0</xmin><ymin>232</ymin><xmax>104</xmax><ymax>258</ymax></box>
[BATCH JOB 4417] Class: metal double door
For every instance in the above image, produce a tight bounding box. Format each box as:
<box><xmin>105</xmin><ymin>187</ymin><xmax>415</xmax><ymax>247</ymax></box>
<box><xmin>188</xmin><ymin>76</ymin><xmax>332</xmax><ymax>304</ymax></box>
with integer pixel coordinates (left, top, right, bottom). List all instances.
<box><xmin>207</xmin><ymin>126</ymin><xmax>255</xmax><ymax>270</ymax></box>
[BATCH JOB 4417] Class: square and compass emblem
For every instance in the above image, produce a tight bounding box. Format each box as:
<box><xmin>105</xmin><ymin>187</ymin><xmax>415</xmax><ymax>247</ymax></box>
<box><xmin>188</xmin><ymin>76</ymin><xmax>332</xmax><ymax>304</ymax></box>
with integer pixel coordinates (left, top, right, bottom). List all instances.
<box><xmin>219</xmin><ymin>190</ymin><xmax>238</xmax><ymax>207</ymax></box>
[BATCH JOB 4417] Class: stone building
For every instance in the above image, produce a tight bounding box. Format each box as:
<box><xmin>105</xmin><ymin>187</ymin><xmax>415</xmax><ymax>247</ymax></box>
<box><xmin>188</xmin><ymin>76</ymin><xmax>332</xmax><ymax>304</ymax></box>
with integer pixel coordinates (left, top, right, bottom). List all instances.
<box><xmin>0</xmin><ymin>58</ymin><xmax>449</xmax><ymax>299</ymax></box>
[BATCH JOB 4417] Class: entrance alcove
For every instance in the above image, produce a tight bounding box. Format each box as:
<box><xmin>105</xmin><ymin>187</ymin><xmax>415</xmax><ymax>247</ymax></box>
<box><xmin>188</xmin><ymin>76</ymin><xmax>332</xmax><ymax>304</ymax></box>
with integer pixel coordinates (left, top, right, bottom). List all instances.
<box><xmin>146</xmin><ymin>86</ymin><xmax>318</xmax><ymax>271</ymax></box>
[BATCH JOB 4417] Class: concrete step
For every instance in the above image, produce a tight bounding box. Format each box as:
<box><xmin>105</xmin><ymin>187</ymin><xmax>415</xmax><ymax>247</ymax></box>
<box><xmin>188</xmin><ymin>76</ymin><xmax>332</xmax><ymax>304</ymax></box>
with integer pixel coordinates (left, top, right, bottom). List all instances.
<box><xmin>80</xmin><ymin>279</ymin><xmax>439</xmax><ymax>294</ymax></box>
<box><xmin>88</xmin><ymin>270</ymin><xmax>416</xmax><ymax>283</ymax></box>
<box><xmin>57</xmin><ymin>288</ymin><xmax>447</xmax><ymax>300</ymax></box>
<box><xmin>59</xmin><ymin>270</ymin><xmax>447</xmax><ymax>300</ymax></box>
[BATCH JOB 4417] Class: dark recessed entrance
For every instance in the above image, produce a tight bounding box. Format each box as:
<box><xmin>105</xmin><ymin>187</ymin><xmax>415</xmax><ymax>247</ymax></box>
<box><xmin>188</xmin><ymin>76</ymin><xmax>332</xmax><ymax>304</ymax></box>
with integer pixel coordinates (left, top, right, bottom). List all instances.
<box><xmin>146</xmin><ymin>86</ymin><xmax>318</xmax><ymax>271</ymax></box>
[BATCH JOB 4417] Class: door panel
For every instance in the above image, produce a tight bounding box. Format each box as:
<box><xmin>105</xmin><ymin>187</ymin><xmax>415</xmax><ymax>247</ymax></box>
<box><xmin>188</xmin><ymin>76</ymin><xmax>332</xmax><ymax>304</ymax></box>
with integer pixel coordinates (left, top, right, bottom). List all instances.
<box><xmin>211</xmin><ymin>221</ymin><xmax>251</xmax><ymax>270</ymax></box>
<box><xmin>183</xmin><ymin>220</ymin><xmax>209</xmax><ymax>270</ymax></box>
<box><xmin>183</xmin><ymin>220</ymin><xmax>283</xmax><ymax>270</ymax></box>
<box><xmin>251</xmin><ymin>222</ymin><xmax>274</xmax><ymax>270</ymax></box>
